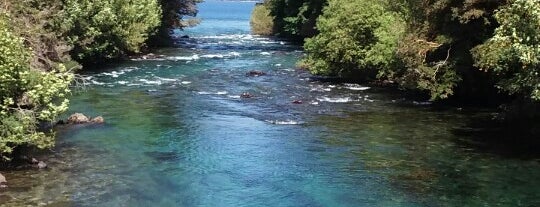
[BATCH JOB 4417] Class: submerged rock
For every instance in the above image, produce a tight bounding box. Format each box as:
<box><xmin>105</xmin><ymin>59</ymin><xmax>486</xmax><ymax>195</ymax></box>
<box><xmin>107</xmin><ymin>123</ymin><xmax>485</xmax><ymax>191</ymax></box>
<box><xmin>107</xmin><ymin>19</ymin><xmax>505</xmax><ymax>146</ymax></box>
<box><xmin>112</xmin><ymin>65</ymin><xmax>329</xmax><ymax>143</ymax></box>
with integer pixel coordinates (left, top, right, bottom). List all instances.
<box><xmin>0</xmin><ymin>173</ymin><xmax>7</xmax><ymax>188</ymax></box>
<box><xmin>65</xmin><ymin>113</ymin><xmax>105</xmax><ymax>125</ymax></box>
<box><xmin>0</xmin><ymin>173</ymin><xmax>6</xmax><ymax>184</ymax></box>
<box><xmin>240</xmin><ymin>92</ymin><xmax>253</xmax><ymax>98</ymax></box>
<box><xmin>37</xmin><ymin>161</ymin><xmax>47</xmax><ymax>169</ymax></box>
<box><xmin>91</xmin><ymin>116</ymin><xmax>105</xmax><ymax>124</ymax></box>
<box><xmin>67</xmin><ymin>113</ymin><xmax>90</xmax><ymax>124</ymax></box>
<box><xmin>246</xmin><ymin>70</ymin><xmax>266</xmax><ymax>77</ymax></box>
<box><xmin>292</xmin><ymin>100</ymin><xmax>303</xmax><ymax>104</ymax></box>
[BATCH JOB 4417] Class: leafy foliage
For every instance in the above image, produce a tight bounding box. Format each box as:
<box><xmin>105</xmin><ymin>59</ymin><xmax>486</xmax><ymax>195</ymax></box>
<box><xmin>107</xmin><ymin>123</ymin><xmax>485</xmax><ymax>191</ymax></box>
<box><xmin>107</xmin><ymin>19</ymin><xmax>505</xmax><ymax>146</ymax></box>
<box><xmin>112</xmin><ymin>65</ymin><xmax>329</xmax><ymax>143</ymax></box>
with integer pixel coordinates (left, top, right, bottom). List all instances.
<box><xmin>473</xmin><ymin>0</ymin><xmax>540</xmax><ymax>100</ymax></box>
<box><xmin>62</xmin><ymin>0</ymin><xmax>162</xmax><ymax>63</ymax></box>
<box><xmin>390</xmin><ymin>0</ymin><xmax>503</xmax><ymax>100</ymax></box>
<box><xmin>290</xmin><ymin>0</ymin><xmax>511</xmax><ymax>100</ymax></box>
<box><xmin>264</xmin><ymin>0</ymin><xmax>326</xmax><ymax>39</ymax></box>
<box><xmin>5</xmin><ymin>0</ymin><xmax>75</xmax><ymax>71</ymax></box>
<box><xmin>150</xmin><ymin>0</ymin><xmax>203</xmax><ymax>46</ymax></box>
<box><xmin>0</xmin><ymin>0</ymin><xmax>200</xmax><ymax>159</ymax></box>
<box><xmin>0</xmin><ymin>15</ymin><xmax>73</xmax><ymax>159</ymax></box>
<box><xmin>250</xmin><ymin>4</ymin><xmax>274</xmax><ymax>36</ymax></box>
<box><xmin>303</xmin><ymin>0</ymin><xmax>405</xmax><ymax>78</ymax></box>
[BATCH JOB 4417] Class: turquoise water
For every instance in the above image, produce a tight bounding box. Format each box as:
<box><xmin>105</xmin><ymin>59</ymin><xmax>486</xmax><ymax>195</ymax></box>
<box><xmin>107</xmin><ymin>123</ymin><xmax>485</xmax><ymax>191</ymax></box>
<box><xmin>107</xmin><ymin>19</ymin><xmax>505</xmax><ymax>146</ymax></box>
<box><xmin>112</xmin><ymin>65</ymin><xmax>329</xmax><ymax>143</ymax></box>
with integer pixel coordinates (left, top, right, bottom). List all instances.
<box><xmin>2</xmin><ymin>1</ymin><xmax>540</xmax><ymax>206</ymax></box>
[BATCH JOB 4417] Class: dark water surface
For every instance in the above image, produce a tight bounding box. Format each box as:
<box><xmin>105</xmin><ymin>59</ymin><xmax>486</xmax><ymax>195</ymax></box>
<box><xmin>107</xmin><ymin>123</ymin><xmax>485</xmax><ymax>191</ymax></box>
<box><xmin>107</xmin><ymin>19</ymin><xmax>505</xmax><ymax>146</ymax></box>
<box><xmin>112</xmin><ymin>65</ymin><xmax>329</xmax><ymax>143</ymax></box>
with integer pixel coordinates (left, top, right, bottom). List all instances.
<box><xmin>2</xmin><ymin>1</ymin><xmax>540</xmax><ymax>206</ymax></box>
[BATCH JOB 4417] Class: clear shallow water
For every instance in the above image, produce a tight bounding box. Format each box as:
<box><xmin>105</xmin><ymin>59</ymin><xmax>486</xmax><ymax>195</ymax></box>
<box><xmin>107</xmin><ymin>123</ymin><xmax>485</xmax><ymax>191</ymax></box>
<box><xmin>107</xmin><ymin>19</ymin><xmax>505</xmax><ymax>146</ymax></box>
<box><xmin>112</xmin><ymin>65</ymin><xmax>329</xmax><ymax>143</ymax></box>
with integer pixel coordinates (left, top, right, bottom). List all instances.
<box><xmin>2</xmin><ymin>1</ymin><xmax>540</xmax><ymax>206</ymax></box>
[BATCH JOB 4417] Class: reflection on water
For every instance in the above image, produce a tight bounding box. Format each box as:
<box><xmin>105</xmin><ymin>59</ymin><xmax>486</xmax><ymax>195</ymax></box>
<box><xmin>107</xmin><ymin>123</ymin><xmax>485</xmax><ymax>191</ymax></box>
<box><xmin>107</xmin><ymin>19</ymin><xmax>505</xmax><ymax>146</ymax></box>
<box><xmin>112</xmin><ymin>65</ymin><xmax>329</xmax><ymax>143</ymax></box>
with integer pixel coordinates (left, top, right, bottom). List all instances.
<box><xmin>2</xmin><ymin>1</ymin><xmax>540</xmax><ymax>206</ymax></box>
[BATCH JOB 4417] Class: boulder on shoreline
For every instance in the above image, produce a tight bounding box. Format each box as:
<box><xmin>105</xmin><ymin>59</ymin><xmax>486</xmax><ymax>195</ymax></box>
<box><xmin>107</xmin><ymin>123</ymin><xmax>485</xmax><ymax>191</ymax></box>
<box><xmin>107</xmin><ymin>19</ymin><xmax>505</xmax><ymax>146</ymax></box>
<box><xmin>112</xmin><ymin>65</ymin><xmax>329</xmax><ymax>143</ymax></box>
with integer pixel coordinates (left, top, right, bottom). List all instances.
<box><xmin>67</xmin><ymin>113</ymin><xmax>90</xmax><ymax>124</ymax></box>
<box><xmin>63</xmin><ymin>113</ymin><xmax>105</xmax><ymax>125</ymax></box>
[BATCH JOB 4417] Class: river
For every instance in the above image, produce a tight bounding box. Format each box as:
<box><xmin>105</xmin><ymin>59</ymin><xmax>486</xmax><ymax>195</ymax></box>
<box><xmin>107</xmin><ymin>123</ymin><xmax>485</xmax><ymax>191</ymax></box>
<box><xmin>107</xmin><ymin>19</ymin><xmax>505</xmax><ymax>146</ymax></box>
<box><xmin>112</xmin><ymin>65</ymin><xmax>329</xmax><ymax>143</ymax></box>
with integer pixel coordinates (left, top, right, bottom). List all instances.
<box><xmin>1</xmin><ymin>1</ymin><xmax>540</xmax><ymax>206</ymax></box>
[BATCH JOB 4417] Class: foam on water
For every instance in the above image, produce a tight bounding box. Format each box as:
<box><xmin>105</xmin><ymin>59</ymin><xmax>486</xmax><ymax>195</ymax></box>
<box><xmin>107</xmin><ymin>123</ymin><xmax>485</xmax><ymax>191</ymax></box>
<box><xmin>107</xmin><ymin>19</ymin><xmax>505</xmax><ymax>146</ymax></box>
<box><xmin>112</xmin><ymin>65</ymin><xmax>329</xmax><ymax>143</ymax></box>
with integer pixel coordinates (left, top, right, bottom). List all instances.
<box><xmin>344</xmin><ymin>84</ymin><xmax>371</xmax><ymax>91</ymax></box>
<box><xmin>167</xmin><ymin>54</ymin><xmax>200</xmax><ymax>61</ymax></box>
<box><xmin>156</xmin><ymin>77</ymin><xmax>177</xmax><ymax>82</ymax></box>
<box><xmin>227</xmin><ymin>95</ymin><xmax>241</xmax><ymax>99</ymax></box>
<box><xmin>139</xmin><ymin>79</ymin><xmax>162</xmax><ymax>85</ymax></box>
<box><xmin>265</xmin><ymin>120</ymin><xmax>303</xmax><ymax>125</ymax></box>
<box><xmin>317</xmin><ymin>97</ymin><xmax>355</xmax><ymax>103</ymax></box>
<box><xmin>90</xmin><ymin>80</ymin><xmax>105</xmax><ymax>85</ymax></box>
<box><xmin>198</xmin><ymin>91</ymin><xmax>228</xmax><ymax>95</ymax></box>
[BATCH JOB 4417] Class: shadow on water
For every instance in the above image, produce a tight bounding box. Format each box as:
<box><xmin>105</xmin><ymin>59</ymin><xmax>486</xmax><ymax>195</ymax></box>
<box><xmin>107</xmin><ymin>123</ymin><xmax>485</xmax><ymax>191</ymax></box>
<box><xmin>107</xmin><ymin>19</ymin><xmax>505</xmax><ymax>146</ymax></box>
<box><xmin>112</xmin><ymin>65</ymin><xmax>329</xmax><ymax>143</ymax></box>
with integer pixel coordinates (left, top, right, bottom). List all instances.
<box><xmin>451</xmin><ymin>115</ymin><xmax>540</xmax><ymax>160</ymax></box>
<box><xmin>306</xmin><ymin>98</ymin><xmax>540</xmax><ymax>206</ymax></box>
<box><xmin>325</xmin><ymin>76</ymin><xmax>540</xmax><ymax>160</ymax></box>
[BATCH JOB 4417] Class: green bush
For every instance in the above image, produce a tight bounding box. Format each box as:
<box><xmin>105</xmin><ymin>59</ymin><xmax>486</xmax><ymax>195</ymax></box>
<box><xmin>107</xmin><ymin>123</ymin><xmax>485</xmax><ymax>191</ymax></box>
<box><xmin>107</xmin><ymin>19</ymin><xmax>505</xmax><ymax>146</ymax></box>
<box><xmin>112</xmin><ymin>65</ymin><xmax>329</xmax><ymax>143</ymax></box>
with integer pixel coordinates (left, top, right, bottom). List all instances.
<box><xmin>303</xmin><ymin>0</ymin><xmax>405</xmax><ymax>77</ymax></box>
<box><xmin>149</xmin><ymin>0</ymin><xmax>203</xmax><ymax>46</ymax></box>
<box><xmin>250</xmin><ymin>4</ymin><xmax>274</xmax><ymax>36</ymax></box>
<box><xmin>0</xmin><ymin>16</ymin><xmax>73</xmax><ymax>159</ymax></box>
<box><xmin>472</xmin><ymin>0</ymin><xmax>540</xmax><ymax>100</ymax></box>
<box><xmin>266</xmin><ymin>0</ymin><xmax>326</xmax><ymax>39</ymax></box>
<box><xmin>62</xmin><ymin>0</ymin><xmax>162</xmax><ymax>63</ymax></box>
<box><xmin>0</xmin><ymin>0</ymin><xmax>201</xmax><ymax>160</ymax></box>
<box><xmin>384</xmin><ymin>0</ymin><xmax>502</xmax><ymax>100</ymax></box>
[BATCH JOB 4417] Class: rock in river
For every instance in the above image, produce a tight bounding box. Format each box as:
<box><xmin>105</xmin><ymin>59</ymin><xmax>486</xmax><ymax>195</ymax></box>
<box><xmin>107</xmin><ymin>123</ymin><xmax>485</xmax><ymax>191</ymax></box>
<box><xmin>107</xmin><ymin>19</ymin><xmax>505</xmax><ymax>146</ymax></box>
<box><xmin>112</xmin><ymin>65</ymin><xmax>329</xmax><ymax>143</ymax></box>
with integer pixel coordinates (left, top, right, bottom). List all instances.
<box><xmin>66</xmin><ymin>113</ymin><xmax>105</xmax><ymax>124</ymax></box>
<box><xmin>91</xmin><ymin>116</ymin><xmax>105</xmax><ymax>124</ymax></box>
<box><xmin>0</xmin><ymin>173</ymin><xmax>6</xmax><ymax>188</ymax></box>
<box><xmin>240</xmin><ymin>92</ymin><xmax>253</xmax><ymax>98</ymax></box>
<box><xmin>246</xmin><ymin>70</ymin><xmax>266</xmax><ymax>77</ymax></box>
<box><xmin>67</xmin><ymin>113</ymin><xmax>90</xmax><ymax>124</ymax></box>
<box><xmin>37</xmin><ymin>161</ymin><xmax>47</xmax><ymax>169</ymax></box>
<box><xmin>0</xmin><ymin>173</ymin><xmax>6</xmax><ymax>183</ymax></box>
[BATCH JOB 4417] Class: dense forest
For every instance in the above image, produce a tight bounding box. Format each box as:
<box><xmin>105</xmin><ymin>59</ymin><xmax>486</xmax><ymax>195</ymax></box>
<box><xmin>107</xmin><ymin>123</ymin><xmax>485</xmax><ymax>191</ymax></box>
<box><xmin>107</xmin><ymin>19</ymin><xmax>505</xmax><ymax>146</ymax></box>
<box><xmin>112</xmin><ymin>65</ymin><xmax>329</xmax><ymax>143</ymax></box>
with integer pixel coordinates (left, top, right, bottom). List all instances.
<box><xmin>0</xmin><ymin>0</ymin><xmax>201</xmax><ymax>159</ymax></box>
<box><xmin>252</xmin><ymin>0</ymin><xmax>540</xmax><ymax>106</ymax></box>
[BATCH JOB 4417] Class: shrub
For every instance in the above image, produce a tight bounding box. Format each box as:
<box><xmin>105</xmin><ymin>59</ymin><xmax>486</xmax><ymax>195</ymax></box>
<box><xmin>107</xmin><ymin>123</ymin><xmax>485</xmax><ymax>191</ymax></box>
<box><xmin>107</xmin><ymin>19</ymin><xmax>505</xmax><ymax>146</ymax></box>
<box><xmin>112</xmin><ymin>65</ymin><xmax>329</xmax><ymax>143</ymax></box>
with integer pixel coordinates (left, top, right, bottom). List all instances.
<box><xmin>472</xmin><ymin>0</ymin><xmax>540</xmax><ymax>100</ymax></box>
<box><xmin>62</xmin><ymin>0</ymin><xmax>162</xmax><ymax>63</ymax></box>
<box><xmin>266</xmin><ymin>0</ymin><xmax>326</xmax><ymax>39</ymax></box>
<box><xmin>303</xmin><ymin>0</ymin><xmax>405</xmax><ymax>77</ymax></box>
<box><xmin>149</xmin><ymin>0</ymin><xmax>203</xmax><ymax>46</ymax></box>
<box><xmin>251</xmin><ymin>4</ymin><xmax>274</xmax><ymax>36</ymax></box>
<box><xmin>0</xmin><ymin>16</ymin><xmax>73</xmax><ymax>159</ymax></box>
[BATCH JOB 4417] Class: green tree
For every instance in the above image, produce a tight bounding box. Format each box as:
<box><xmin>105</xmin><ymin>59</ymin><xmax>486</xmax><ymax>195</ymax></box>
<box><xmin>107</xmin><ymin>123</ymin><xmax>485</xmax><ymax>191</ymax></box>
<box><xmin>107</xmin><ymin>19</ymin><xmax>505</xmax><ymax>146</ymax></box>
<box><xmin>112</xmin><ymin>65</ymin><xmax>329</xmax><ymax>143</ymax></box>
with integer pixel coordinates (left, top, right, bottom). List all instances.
<box><xmin>150</xmin><ymin>0</ymin><xmax>203</xmax><ymax>46</ymax></box>
<box><xmin>62</xmin><ymin>0</ymin><xmax>162</xmax><ymax>63</ymax></box>
<box><xmin>266</xmin><ymin>0</ymin><xmax>326</xmax><ymax>39</ymax></box>
<box><xmin>385</xmin><ymin>0</ymin><xmax>504</xmax><ymax>100</ymax></box>
<box><xmin>0</xmin><ymin>15</ymin><xmax>73</xmax><ymax>159</ymax></box>
<box><xmin>303</xmin><ymin>0</ymin><xmax>405</xmax><ymax>78</ymax></box>
<box><xmin>473</xmin><ymin>0</ymin><xmax>540</xmax><ymax>100</ymax></box>
<box><xmin>250</xmin><ymin>3</ymin><xmax>274</xmax><ymax>36</ymax></box>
